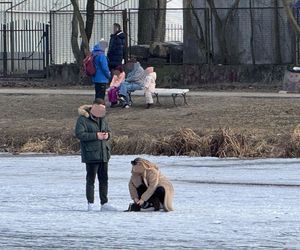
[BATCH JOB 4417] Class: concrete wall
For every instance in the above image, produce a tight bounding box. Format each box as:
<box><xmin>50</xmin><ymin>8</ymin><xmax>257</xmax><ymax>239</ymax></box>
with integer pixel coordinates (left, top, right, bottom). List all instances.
<box><xmin>48</xmin><ymin>63</ymin><xmax>285</xmax><ymax>87</ymax></box>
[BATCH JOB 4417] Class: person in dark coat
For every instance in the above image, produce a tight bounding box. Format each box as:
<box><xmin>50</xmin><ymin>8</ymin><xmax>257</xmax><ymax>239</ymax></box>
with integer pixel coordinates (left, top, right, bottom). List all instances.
<box><xmin>75</xmin><ymin>98</ymin><xmax>116</xmax><ymax>212</ymax></box>
<box><xmin>107</xmin><ymin>23</ymin><xmax>126</xmax><ymax>70</ymax></box>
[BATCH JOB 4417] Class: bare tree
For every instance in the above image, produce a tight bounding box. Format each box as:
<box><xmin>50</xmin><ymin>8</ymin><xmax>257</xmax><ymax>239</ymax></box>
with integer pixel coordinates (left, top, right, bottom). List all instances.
<box><xmin>282</xmin><ymin>0</ymin><xmax>300</xmax><ymax>34</ymax></box>
<box><xmin>187</xmin><ymin>0</ymin><xmax>208</xmax><ymax>52</ymax></box>
<box><xmin>70</xmin><ymin>0</ymin><xmax>95</xmax><ymax>65</ymax></box>
<box><xmin>207</xmin><ymin>0</ymin><xmax>240</xmax><ymax>64</ymax></box>
<box><xmin>138</xmin><ymin>0</ymin><xmax>167</xmax><ymax>44</ymax></box>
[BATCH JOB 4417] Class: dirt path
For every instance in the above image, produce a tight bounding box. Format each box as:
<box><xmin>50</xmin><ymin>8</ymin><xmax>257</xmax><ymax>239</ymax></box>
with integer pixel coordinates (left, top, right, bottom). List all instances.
<box><xmin>1</xmin><ymin>88</ymin><xmax>300</xmax><ymax>98</ymax></box>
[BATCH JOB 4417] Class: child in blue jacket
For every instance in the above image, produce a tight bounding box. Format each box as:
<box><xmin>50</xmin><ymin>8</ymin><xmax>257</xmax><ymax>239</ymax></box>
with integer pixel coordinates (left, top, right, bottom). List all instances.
<box><xmin>92</xmin><ymin>41</ymin><xmax>111</xmax><ymax>100</ymax></box>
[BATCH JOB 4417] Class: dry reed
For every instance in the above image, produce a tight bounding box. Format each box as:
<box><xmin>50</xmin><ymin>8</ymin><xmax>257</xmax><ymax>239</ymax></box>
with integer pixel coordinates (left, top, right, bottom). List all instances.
<box><xmin>2</xmin><ymin>126</ymin><xmax>300</xmax><ymax>158</ymax></box>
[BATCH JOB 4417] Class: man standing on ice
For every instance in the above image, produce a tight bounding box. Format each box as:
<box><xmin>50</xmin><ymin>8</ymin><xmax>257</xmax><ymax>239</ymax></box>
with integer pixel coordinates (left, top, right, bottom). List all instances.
<box><xmin>75</xmin><ymin>98</ymin><xmax>116</xmax><ymax>211</ymax></box>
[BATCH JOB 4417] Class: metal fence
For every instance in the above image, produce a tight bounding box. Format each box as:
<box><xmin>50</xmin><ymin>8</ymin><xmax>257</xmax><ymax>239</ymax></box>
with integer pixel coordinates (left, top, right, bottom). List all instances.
<box><xmin>0</xmin><ymin>7</ymin><xmax>49</xmax><ymax>76</ymax></box>
<box><xmin>50</xmin><ymin>9</ymin><xmax>125</xmax><ymax>64</ymax></box>
<box><xmin>0</xmin><ymin>5</ymin><xmax>298</xmax><ymax>77</ymax></box>
<box><xmin>126</xmin><ymin>7</ymin><xmax>296</xmax><ymax>65</ymax></box>
<box><xmin>166</xmin><ymin>24</ymin><xmax>183</xmax><ymax>42</ymax></box>
<box><xmin>209</xmin><ymin>7</ymin><xmax>294</xmax><ymax>65</ymax></box>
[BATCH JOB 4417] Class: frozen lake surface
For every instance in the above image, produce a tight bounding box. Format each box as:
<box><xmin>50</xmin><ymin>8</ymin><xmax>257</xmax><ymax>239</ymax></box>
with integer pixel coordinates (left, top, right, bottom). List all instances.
<box><xmin>0</xmin><ymin>155</ymin><xmax>300</xmax><ymax>249</ymax></box>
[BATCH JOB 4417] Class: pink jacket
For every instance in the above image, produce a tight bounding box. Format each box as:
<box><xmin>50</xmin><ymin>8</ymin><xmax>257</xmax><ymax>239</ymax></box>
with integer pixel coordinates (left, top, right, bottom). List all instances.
<box><xmin>110</xmin><ymin>72</ymin><xmax>125</xmax><ymax>88</ymax></box>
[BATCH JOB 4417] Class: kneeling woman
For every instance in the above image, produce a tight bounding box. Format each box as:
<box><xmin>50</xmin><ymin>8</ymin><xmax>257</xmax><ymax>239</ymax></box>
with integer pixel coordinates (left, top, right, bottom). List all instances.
<box><xmin>128</xmin><ymin>158</ymin><xmax>174</xmax><ymax>212</ymax></box>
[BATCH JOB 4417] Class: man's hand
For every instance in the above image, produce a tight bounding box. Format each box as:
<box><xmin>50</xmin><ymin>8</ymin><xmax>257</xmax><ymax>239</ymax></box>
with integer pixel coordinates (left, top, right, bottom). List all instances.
<box><xmin>97</xmin><ymin>132</ymin><xmax>108</xmax><ymax>140</ymax></box>
<box><xmin>134</xmin><ymin>198</ymin><xmax>139</xmax><ymax>204</ymax></box>
<box><xmin>103</xmin><ymin>132</ymin><xmax>109</xmax><ymax>140</ymax></box>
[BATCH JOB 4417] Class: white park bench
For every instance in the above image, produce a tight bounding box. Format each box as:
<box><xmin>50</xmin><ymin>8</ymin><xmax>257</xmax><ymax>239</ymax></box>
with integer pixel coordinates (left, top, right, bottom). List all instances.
<box><xmin>128</xmin><ymin>88</ymin><xmax>190</xmax><ymax>106</ymax></box>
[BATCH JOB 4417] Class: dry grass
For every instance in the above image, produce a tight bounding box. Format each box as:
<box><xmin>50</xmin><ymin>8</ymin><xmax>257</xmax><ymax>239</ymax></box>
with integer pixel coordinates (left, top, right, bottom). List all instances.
<box><xmin>1</xmin><ymin>93</ymin><xmax>300</xmax><ymax>157</ymax></box>
<box><xmin>3</xmin><ymin>126</ymin><xmax>300</xmax><ymax>158</ymax></box>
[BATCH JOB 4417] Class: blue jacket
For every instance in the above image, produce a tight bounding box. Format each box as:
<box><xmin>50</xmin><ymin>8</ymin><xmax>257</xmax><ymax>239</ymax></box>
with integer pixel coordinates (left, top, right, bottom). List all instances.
<box><xmin>107</xmin><ymin>31</ymin><xmax>126</xmax><ymax>69</ymax></box>
<box><xmin>92</xmin><ymin>44</ymin><xmax>111</xmax><ymax>84</ymax></box>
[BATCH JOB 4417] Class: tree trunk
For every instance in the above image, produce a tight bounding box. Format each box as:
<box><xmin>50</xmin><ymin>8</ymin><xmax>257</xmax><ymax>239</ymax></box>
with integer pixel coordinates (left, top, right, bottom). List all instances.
<box><xmin>207</xmin><ymin>0</ymin><xmax>240</xmax><ymax>64</ymax></box>
<box><xmin>249</xmin><ymin>0</ymin><xmax>255</xmax><ymax>65</ymax></box>
<box><xmin>274</xmin><ymin>0</ymin><xmax>282</xmax><ymax>64</ymax></box>
<box><xmin>138</xmin><ymin>0</ymin><xmax>167</xmax><ymax>44</ymax></box>
<box><xmin>85</xmin><ymin>0</ymin><xmax>95</xmax><ymax>42</ymax></box>
<box><xmin>70</xmin><ymin>0</ymin><xmax>89</xmax><ymax>59</ymax></box>
<box><xmin>71</xmin><ymin>11</ymin><xmax>82</xmax><ymax>64</ymax></box>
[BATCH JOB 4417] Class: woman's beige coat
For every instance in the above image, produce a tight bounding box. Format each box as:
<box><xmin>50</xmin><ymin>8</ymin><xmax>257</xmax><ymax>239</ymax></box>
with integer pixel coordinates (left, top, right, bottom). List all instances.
<box><xmin>129</xmin><ymin>167</ymin><xmax>174</xmax><ymax>211</ymax></box>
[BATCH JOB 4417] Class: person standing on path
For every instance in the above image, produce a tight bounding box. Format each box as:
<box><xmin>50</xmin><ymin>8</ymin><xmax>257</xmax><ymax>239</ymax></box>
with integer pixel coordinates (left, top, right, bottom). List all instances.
<box><xmin>107</xmin><ymin>23</ymin><xmax>126</xmax><ymax>70</ymax></box>
<box><xmin>75</xmin><ymin>98</ymin><xmax>116</xmax><ymax>212</ymax></box>
<box><xmin>91</xmin><ymin>41</ymin><xmax>111</xmax><ymax>100</ymax></box>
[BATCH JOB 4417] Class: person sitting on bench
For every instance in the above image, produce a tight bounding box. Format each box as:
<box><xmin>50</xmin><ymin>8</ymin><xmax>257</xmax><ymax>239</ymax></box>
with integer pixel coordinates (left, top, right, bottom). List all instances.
<box><xmin>143</xmin><ymin>67</ymin><xmax>157</xmax><ymax>109</ymax></box>
<box><xmin>107</xmin><ymin>65</ymin><xmax>125</xmax><ymax>108</ymax></box>
<box><xmin>119</xmin><ymin>61</ymin><xmax>154</xmax><ymax>108</ymax></box>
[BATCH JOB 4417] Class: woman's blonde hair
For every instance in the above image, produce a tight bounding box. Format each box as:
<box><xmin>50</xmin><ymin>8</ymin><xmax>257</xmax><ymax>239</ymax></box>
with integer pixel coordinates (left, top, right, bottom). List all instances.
<box><xmin>138</xmin><ymin>158</ymin><xmax>159</xmax><ymax>171</ymax></box>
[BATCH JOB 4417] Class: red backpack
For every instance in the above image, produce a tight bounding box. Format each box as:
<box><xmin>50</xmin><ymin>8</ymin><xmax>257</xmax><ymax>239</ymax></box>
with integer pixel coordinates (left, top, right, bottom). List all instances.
<box><xmin>83</xmin><ymin>54</ymin><xmax>96</xmax><ymax>76</ymax></box>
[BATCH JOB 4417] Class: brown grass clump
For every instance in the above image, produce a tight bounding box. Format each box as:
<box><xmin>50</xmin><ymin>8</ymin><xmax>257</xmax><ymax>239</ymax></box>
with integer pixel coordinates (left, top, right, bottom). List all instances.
<box><xmin>285</xmin><ymin>124</ymin><xmax>300</xmax><ymax>157</ymax></box>
<box><xmin>18</xmin><ymin>133</ymin><xmax>79</xmax><ymax>154</ymax></box>
<box><xmin>211</xmin><ymin>128</ymin><xmax>246</xmax><ymax>157</ymax></box>
<box><xmin>210</xmin><ymin>128</ymin><xmax>277</xmax><ymax>158</ymax></box>
<box><xmin>111</xmin><ymin>134</ymin><xmax>158</xmax><ymax>155</ymax></box>
<box><xmin>155</xmin><ymin>128</ymin><xmax>211</xmax><ymax>156</ymax></box>
<box><xmin>21</xmin><ymin>138</ymin><xmax>51</xmax><ymax>153</ymax></box>
<box><xmin>4</xmin><ymin>127</ymin><xmax>300</xmax><ymax>158</ymax></box>
<box><xmin>292</xmin><ymin>124</ymin><xmax>300</xmax><ymax>141</ymax></box>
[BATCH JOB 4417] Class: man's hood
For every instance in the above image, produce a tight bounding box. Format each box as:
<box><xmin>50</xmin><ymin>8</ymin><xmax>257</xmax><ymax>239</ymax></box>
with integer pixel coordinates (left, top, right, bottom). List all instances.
<box><xmin>78</xmin><ymin>105</ymin><xmax>92</xmax><ymax>118</ymax></box>
<box><xmin>112</xmin><ymin>31</ymin><xmax>125</xmax><ymax>39</ymax></box>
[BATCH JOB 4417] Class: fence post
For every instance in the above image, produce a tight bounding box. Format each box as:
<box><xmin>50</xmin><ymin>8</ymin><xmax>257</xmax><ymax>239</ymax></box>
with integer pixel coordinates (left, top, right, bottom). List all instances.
<box><xmin>123</xmin><ymin>9</ymin><xmax>129</xmax><ymax>63</ymax></box>
<box><xmin>49</xmin><ymin>11</ymin><xmax>53</xmax><ymax>64</ymax></box>
<box><xmin>45</xmin><ymin>24</ymin><xmax>50</xmax><ymax>76</ymax></box>
<box><xmin>10</xmin><ymin>20</ymin><xmax>14</xmax><ymax>73</ymax></box>
<box><xmin>3</xmin><ymin>24</ymin><xmax>7</xmax><ymax>76</ymax></box>
<box><xmin>205</xmin><ymin>8</ymin><xmax>209</xmax><ymax>64</ymax></box>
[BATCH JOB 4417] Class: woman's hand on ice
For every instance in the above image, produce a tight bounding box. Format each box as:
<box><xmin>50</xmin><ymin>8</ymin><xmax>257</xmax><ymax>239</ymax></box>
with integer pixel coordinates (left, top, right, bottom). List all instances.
<box><xmin>137</xmin><ymin>199</ymin><xmax>144</xmax><ymax>206</ymax></box>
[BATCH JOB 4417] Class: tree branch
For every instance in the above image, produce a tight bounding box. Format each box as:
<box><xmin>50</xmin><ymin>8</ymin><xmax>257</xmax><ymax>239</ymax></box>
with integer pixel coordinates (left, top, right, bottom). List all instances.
<box><xmin>85</xmin><ymin>0</ymin><xmax>95</xmax><ymax>42</ymax></box>
<box><xmin>188</xmin><ymin>0</ymin><xmax>206</xmax><ymax>47</ymax></box>
<box><xmin>224</xmin><ymin>0</ymin><xmax>240</xmax><ymax>26</ymax></box>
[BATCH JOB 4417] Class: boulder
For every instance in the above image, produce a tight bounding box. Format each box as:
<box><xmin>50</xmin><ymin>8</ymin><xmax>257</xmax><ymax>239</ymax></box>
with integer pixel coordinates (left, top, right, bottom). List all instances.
<box><xmin>149</xmin><ymin>42</ymin><xmax>169</xmax><ymax>58</ymax></box>
<box><xmin>130</xmin><ymin>45</ymin><xmax>150</xmax><ymax>59</ymax></box>
<box><xmin>165</xmin><ymin>42</ymin><xmax>183</xmax><ymax>64</ymax></box>
<box><xmin>147</xmin><ymin>57</ymin><xmax>168</xmax><ymax>65</ymax></box>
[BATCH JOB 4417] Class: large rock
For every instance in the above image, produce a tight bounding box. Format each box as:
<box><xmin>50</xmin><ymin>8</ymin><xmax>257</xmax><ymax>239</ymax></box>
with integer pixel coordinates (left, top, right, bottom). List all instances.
<box><xmin>165</xmin><ymin>42</ymin><xmax>183</xmax><ymax>64</ymax></box>
<box><xmin>147</xmin><ymin>57</ymin><xmax>168</xmax><ymax>65</ymax></box>
<box><xmin>149</xmin><ymin>42</ymin><xmax>169</xmax><ymax>58</ymax></box>
<box><xmin>130</xmin><ymin>45</ymin><xmax>150</xmax><ymax>59</ymax></box>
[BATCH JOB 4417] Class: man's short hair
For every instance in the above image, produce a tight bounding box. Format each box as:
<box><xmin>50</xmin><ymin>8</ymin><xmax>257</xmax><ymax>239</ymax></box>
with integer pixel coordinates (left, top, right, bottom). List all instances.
<box><xmin>113</xmin><ymin>23</ymin><xmax>121</xmax><ymax>30</ymax></box>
